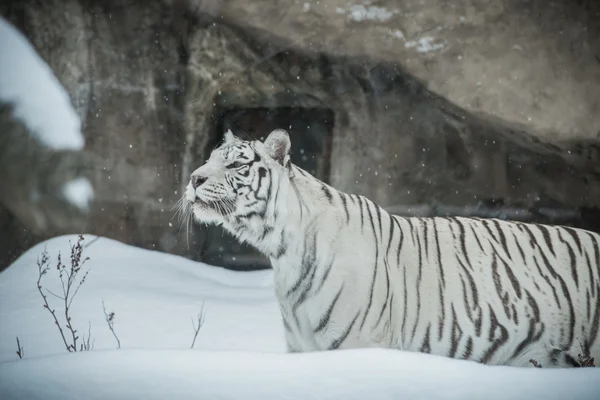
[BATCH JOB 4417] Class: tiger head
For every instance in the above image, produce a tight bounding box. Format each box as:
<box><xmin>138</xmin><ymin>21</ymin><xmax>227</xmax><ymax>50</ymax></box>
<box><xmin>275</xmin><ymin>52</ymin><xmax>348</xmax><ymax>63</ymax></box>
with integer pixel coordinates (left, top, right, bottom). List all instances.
<box><xmin>185</xmin><ymin>129</ymin><xmax>292</xmax><ymax>229</ymax></box>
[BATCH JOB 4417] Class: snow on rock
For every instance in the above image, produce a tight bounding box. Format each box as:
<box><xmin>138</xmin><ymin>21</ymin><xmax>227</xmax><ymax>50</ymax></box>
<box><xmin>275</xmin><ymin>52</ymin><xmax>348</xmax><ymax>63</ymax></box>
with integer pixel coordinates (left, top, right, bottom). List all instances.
<box><xmin>1</xmin><ymin>236</ymin><xmax>600</xmax><ymax>400</ymax></box>
<box><xmin>336</xmin><ymin>4</ymin><xmax>397</xmax><ymax>22</ymax></box>
<box><xmin>389</xmin><ymin>29</ymin><xmax>405</xmax><ymax>40</ymax></box>
<box><xmin>405</xmin><ymin>36</ymin><xmax>445</xmax><ymax>53</ymax></box>
<box><xmin>62</xmin><ymin>177</ymin><xmax>94</xmax><ymax>210</ymax></box>
<box><xmin>0</xmin><ymin>16</ymin><xmax>84</xmax><ymax>151</ymax></box>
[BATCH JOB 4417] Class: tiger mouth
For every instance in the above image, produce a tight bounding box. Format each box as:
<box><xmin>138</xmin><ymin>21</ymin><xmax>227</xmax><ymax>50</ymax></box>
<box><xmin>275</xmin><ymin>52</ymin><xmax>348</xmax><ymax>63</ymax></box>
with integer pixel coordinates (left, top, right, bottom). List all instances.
<box><xmin>192</xmin><ymin>197</ymin><xmax>226</xmax><ymax>215</ymax></box>
<box><xmin>192</xmin><ymin>197</ymin><xmax>211</xmax><ymax>208</ymax></box>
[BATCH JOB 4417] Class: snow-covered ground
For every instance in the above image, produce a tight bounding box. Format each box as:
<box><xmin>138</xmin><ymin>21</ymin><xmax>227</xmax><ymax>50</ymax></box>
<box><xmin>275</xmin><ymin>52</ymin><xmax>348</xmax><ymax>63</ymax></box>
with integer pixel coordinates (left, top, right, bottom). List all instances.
<box><xmin>1</xmin><ymin>236</ymin><xmax>600</xmax><ymax>399</ymax></box>
<box><xmin>0</xmin><ymin>16</ymin><xmax>83</xmax><ymax>151</ymax></box>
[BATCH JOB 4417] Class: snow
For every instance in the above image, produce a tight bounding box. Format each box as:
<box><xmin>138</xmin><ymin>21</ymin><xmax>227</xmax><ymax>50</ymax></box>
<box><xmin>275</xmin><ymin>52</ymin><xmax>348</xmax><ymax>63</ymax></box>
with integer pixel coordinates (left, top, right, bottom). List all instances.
<box><xmin>336</xmin><ymin>5</ymin><xmax>397</xmax><ymax>22</ymax></box>
<box><xmin>1</xmin><ymin>236</ymin><xmax>600</xmax><ymax>399</ymax></box>
<box><xmin>61</xmin><ymin>177</ymin><xmax>94</xmax><ymax>210</ymax></box>
<box><xmin>0</xmin><ymin>16</ymin><xmax>84</xmax><ymax>151</ymax></box>
<box><xmin>405</xmin><ymin>36</ymin><xmax>445</xmax><ymax>53</ymax></box>
<box><xmin>389</xmin><ymin>29</ymin><xmax>405</xmax><ymax>40</ymax></box>
<box><xmin>2</xmin><ymin>349</ymin><xmax>600</xmax><ymax>400</ymax></box>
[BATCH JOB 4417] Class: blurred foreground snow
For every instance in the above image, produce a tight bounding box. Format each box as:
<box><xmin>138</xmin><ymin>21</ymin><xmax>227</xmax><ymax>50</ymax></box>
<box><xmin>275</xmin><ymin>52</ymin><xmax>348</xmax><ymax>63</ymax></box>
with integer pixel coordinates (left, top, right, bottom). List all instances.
<box><xmin>0</xmin><ymin>16</ymin><xmax>83</xmax><ymax>150</ymax></box>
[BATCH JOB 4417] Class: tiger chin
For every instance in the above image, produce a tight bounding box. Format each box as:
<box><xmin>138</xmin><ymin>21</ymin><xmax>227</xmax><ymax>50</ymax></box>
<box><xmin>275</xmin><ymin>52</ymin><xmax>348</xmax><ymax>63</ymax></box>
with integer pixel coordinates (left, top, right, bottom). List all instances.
<box><xmin>185</xmin><ymin>128</ymin><xmax>600</xmax><ymax>368</ymax></box>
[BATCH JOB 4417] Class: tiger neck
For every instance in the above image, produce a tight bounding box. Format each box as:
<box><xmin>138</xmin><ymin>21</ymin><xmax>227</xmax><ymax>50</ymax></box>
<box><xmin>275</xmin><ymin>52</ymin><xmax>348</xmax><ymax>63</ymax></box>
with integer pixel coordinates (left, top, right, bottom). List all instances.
<box><xmin>262</xmin><ymin>166</ymin><xmax>335</xmax><ymax>279</ymax></box>
<box><xmin>229</xmin><ymin>164</ymin><xmax>333</xmax><ymax>272</ymax></box>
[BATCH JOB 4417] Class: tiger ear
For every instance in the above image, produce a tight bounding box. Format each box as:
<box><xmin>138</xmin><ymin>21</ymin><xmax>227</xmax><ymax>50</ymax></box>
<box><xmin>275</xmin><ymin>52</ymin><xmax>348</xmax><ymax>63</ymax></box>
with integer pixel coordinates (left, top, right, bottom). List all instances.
<box><xmin>224</xmin><ymin>129</ymin><xmax>237</xmax><ymax>143</ymax></box>
<box><xmin>264</xmin><ymin>129</ymin><xmax>291</xmax><ymax>166</ymax></box>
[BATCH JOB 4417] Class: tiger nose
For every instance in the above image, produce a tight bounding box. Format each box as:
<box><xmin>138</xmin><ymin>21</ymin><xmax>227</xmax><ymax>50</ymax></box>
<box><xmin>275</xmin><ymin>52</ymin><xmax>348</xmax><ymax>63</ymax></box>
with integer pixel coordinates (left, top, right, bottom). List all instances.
<box><xmin>191</xmin><ymin>175</ymin><xmax>207</xmax><ymax>189</ymax></box>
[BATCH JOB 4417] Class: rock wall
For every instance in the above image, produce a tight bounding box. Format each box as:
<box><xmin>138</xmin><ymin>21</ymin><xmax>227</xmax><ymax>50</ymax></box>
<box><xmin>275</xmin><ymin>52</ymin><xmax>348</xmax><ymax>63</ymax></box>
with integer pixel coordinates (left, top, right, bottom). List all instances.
<box><xmin>1</xmin><ymin>0</ymin><xmax>599</xmax><ymax>270</ymax></box>
<box><xmin>184</xmin><ymin>0</ymin><xmax>600</xmax><ymax>142</ymax></box>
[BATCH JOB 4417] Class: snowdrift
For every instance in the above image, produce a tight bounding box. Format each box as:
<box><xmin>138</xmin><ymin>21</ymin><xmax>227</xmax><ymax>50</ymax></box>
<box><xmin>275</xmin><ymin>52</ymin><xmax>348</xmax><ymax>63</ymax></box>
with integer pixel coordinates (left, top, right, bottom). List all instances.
<box><xmin>1</xmin><ymin>235</ymin><xmax>599</xmax><ymax>400</ymax></box>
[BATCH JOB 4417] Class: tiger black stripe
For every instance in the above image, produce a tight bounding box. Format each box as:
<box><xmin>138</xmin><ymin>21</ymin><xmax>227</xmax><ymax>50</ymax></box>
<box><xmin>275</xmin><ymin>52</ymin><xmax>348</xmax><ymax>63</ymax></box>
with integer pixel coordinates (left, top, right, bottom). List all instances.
<box><xmin>356</xmin><ymin>195</ymin><xmax>365</xmax><ymax>231</ymax></box>
<box><xmin>536</xmin><ymin>243</ymin><xmax>576</xmax><ymax>347</ymax></box>
<box><xmin>480</xmin><ymin>306</ymin><xmax>509</xmax><ymax>364</ymax></box>
<box><xmin>511</xmin><ymin>289</ymin><xmax>544</xmax><ymax>359</ymax></box>
<box><xmin>392</xmin><ymin>217</ymin><xmax>404</xmax><ymax>269</ymax></box>
<box><xmin>375</xmin><ymin>203</ymin><xmax>384</xmax><ymax>239</ymax></box>
<box><xmin>537</xmin><ymin>225</ymin><xmax>557</xmax><ymax>258</ymax></box>
<box><xmin>321</xmin><ymin>185</ymin><xmax>333</xmax><ymax>203</ymax></box>
<box><xmin>563</xmin><ymin>226</ymin><xmax>584</xmax><ymax>255</ymax></box>
<box><xmin>282</xmin><ymin>316</ymin><xmax>292</xmax><ymax>332</ymax></box>
<box><xmin>401</xmin><ymin>248</ymin><xmax>409</xmax><ymax>340</ymax></box>
<box><xmin>512</xmin><ymin>228</ymin><xmax>527</xmax><ymax>264</ymax></box>
<box><xmin>292</xmin><ymin>256</ymin><xmax>318</xmax><ymax>313</ymax></box>
<box><xmin>532</xmin><ymin>256</ymin><xmax>563</xmax><ymax>309</ymax></box>
<box><xmin>583</xmin><ymin>250</ymin><xmax>595</xmax><ymax>299</ymax></box>
<box><xmin>453</xmin><ymin>217</ymin><xmax>473</xmax><ymax>271</ymax></box>
<box><xmin>374</xmin><ymin>257</ymin><xmax>391</xmax><ymax>329</ymax></box>
<box><xmin>313</xmin><ymin>256</ymin><xmax>335</xmax><ymax>295</ymax></box>
<box><xmin>491</xmin><ymin>219</ymin><xmax>512</xmax><ymax>260</ymax></box>
<box><xmin>420</xmin><ymin>324</ymin><xmax>432</xmax><ymax>353</ymax></box>
<box><xmin>435</xmin><ymin>219</ymin><xmax>447</xmax><ymax>341</ymax></box>
<box><xmin>329</xmin><ymin>312</ymin><xmax>361</xmax><ymax>350</ymax></box>
<box><xmin>588</xmin><ymin>284</ymin><xmax>600</xmax><ymax>349</ymax></box>
<box><xmin>315</xmin><ymin>285</ymin><xmax>344</xmax><ymax>333</ymax></box>
<box><xmin>558</xmin><ymin>229</ymin><xmax>579</xmax><ymax>288</ymax></box>
<box><xmin>586</xmin><ymin>290</ymin><xmax>592</xmax><ymax>320</ymax></box>
<box><xmin>340</xmin><ymin>193</ymin><xmax>350</xmax><ymax>223</ymax></box>
<box><xmin>286</xmin><ymin>232</ymin><xmax>318</xmax><ymax>297</ymax></box>
<box><xmin>449</xmin><ymin>304</ymin><xmax>464</xmax><ymax>358</ymax></box>
<box><xmin>423</xmin><ymin>219</ymin><xmax>430</xmax><ymax>260</ymax></box>
<box><xmin>502</xmin><ymin>256</ymin><xmax>522</xmax><ymax>299</ymax></box>
<box><xmin>463</xmin><ymin>337</ymin><xmax>474</xmax><ymax>359</ymax></box>
<box><xmin>359</xmin><ymin>201</ymin><xmax>380</xmax><ymax>330</ymax></box>
<box><xmin>385</xmin><ymin>292</ymin><xmax>395</xmax><ymax>335</ymax></box>
<box><xmin>374</xmin><ymin>216</ymin><xmax>396</xmax><ymax>329</ymax></box>
<box><xmin>491</xmin><ymin>254</ymin><xmax>511</xmax><ymax>319</ymax></box>
<box><xmin>433</xmin><ymin>219</ymin><xmax>446</xmax><ymax>286</ymax></box>
<box><xmin>481</xmin><ymin>219</ymin><xmax>499</xmax><ymax>243</ymax></box>
<box><xmin>459</xmin><ymin>261</ymin><xmax>476</xmax><ymax>318</ymax></box>
<box><xmin>590</xmin><ymin>233</ymin><xmax>600</xmax><ymax>297</ymax></box>
<box><xmin>410</xmin><ymin>231</ymin><xmax>424</xmax><ymax>345</ymax></box>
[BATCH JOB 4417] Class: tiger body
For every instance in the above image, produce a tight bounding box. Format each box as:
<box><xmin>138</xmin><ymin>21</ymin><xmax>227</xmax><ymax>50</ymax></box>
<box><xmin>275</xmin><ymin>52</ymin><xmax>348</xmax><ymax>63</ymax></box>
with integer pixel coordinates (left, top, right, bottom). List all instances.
<box><xmin>185</xmin><ymin>129</ymin><xmax>600</xmax><ymax>367</ymax></box>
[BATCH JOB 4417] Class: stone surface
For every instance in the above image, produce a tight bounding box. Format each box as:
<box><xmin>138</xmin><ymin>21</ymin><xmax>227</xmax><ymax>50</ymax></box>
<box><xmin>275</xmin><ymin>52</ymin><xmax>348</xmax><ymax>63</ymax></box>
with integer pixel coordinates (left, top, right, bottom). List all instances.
<box><xmin>183</xmin><ymin>0</ymin><xmax>600</xmax><ymax>142</ymax></box>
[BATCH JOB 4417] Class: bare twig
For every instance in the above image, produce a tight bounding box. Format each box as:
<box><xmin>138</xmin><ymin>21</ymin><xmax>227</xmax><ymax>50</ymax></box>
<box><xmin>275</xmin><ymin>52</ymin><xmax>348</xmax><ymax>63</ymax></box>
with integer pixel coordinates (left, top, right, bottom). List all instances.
<box><xmin>80</xmin><ymin>321</ymin><xmax>94</xmax><ymax>351</ymax></box>
<box><xmin>69</xmin><ymin>269</ymin><xmax>90</xmax><ymax>309</ymax></box>
<box><xmin>83</xmin><ymin>236</ymin><xmax>101</xmax><ymax>248</ymax></box>
<box><xmin>62</xmin><ymin>236</ymin><xmax>90</xmax><ymax>351</ymax></box>
<box><xmin>36</xmin><ymin>235</ymin><xmax>92</xmax><ymax>352</ymax></box>
<box><xmin>16</xmin><ymin>337</ymin><xmax>24</xmax><ymax>359</ymax></box>
<box><xmin>45</xmin><ymin>288</ymin><xmax>65</xmax><ymax>301</ymax></box>
<box><xmin>36</xmin><ymin>248</ymin><xmax>71</xmax><ymax>352</ymax></box>
<box><xmin>190</xmin><ymin>303</ymin><xmax>206</xmax><ymax>349</ymax></box>
<box><xmin>102</xmin><ymin>301</ymin><xmax>121</xmax><ymax>349</ymax></box>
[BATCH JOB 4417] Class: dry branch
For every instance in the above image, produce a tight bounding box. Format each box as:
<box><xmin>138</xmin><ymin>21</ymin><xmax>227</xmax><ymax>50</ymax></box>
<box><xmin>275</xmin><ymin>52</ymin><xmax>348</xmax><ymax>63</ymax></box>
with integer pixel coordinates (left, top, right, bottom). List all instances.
<box><xmin>15</xmin><ymin>337</ymin><xmax>24</xmax><ymax>359</ymax></box>
<box><xmin>190</xmin><ymin>303</ymin><xmax>206</xmax><ymax>349</ymax></box>
<box><xmin>35</xmin><ymin>235</ymin><xmax>92</xmax><ymax>352</ymax></box>
<box><xmin>102</xmin><ymin>301</ymin><xmax>121</xmax><ymax>349</ymax></box>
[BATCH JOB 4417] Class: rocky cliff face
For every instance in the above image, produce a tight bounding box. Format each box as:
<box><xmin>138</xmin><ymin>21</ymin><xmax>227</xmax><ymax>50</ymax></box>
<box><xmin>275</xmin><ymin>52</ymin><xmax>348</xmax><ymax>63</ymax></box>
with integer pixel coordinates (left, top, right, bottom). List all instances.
<box><xmin>1</xmin><ymin>0</ymin><xmax>599</xmax><ymax>270</ymax></box>
<box><xmin>184</xmin><ymin>0</ymin><xmax>600</xmax><ymax>142</ymax></box>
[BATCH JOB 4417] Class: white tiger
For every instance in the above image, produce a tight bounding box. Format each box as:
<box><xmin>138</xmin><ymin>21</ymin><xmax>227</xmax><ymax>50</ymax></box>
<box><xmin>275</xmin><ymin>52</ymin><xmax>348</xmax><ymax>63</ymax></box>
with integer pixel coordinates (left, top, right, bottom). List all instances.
<box><xmin>184</xmin><ymin>128</ymin><xmax>600</xmax><ymax>368</ymax></box>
